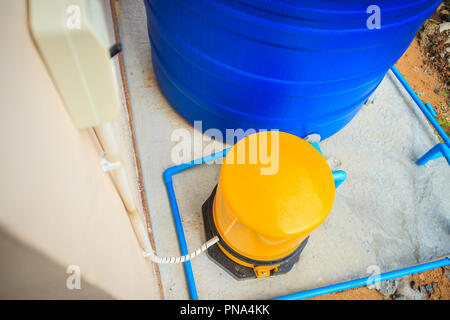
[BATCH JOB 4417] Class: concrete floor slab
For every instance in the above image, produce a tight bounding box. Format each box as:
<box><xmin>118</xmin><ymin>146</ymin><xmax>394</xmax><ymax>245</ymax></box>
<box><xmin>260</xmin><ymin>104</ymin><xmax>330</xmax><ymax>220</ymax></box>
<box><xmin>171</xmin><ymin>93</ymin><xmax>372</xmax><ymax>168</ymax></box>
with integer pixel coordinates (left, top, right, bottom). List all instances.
<box><xmin>116</xmin><ymin>0</ymin><xmax>450</xmax><ymax>300</ymax></box>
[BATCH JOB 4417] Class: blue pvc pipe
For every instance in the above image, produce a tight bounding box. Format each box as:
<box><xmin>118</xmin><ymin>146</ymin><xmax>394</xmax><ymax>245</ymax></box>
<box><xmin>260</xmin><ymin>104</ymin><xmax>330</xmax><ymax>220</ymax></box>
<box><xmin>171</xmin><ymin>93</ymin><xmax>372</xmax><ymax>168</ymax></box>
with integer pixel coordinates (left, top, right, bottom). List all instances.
<box><xmin>310</xmin><ymin>141</ymin><xmax>322</xmax><ymax>153</ymax></box>
<box><xmin>164</xmin><ymin>179</ymin><xmax>198</xmax><ymax>299</ymax></box>
<box><xmin>417</xmin><ymin>143</ymin><xmax>450</xmax><ymax>166</ymax></box>
<box><xmin>332</xmin><ymin>170</ymin><xmax>347</xmax><ymax>189</ymax></box>
<box><xmin>163</xmin><ymin>142</ymin><xmax>448</xmax><ymax>301</ymax></box>
<box><xmin>163</xmin><ymin>148</ymin><xmax>230</xmax><ymax>300</ymax></box>
<box><xmin>391</xmin><ymin>66</ymin><xmax>450</xmax><ymax>148</ymax></box>
<box><xmin>163</xmin><ymin>144</ymin><xmax>348</xmax><ymax>299</ymax></box>
<box><xmin>163</xmin><ymin>148</ymin><xmax>230</xmax><ymax>184</ymax></box>
<box><xmin>310</xmin><ymin>141</ymin><xmax>347</xmax><ymax>188</ymax></box>
<box><xmin>425</xmin><ymin>102</ymin><xmax>437</xmax><ymax>118</ymax></box>
<box><xmin>272</xmin><ymin>257</ymin><xmax>450</xmax><ymax>300</ymax></box>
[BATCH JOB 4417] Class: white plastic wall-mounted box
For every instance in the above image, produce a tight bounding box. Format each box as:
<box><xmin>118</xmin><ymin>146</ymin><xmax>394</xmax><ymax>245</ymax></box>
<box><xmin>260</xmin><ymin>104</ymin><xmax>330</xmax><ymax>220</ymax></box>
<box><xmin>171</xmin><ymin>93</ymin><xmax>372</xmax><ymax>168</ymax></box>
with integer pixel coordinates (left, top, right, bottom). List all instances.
<box><xmin>29</xmin><ymin>0</ymin><xmax>120</xmax><ymax>128</ymax></box>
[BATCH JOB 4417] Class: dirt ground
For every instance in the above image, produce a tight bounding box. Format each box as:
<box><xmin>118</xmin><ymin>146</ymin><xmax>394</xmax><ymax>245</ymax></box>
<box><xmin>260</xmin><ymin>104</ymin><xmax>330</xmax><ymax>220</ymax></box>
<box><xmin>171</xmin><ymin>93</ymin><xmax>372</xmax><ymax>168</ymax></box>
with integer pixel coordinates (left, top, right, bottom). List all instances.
<box><xmin>309</xmin><ymin>265</ymin><xmax>450</xmax><ymax>300</ymax></box>
<box><xmin>396</xmin><ymin>39</ymin><xmax>449</xmax><ymax>124</ymax></box>
<box><xmin>312</xmin><ymin>7</ymin><xmax>450</xmax><ymax>300</ymax></box>
<box><xmin>395</xmin><ymin>38</ymin><xmax>450</xmax><ymax>136</ymax></box>
<box><xmin>395</xmin><ymin>2</ymin><xmax>450</xmax><ymax>136</ymax></box>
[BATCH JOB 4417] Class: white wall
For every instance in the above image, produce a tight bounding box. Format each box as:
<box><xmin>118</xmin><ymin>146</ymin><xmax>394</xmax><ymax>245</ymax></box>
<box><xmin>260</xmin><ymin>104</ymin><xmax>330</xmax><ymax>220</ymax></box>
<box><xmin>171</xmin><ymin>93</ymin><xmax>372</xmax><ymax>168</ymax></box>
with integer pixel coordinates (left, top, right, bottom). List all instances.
<box><xmin>0</xmin><ymin>0</ymin><xmax>161</xmax><ymax>299</ymax></box>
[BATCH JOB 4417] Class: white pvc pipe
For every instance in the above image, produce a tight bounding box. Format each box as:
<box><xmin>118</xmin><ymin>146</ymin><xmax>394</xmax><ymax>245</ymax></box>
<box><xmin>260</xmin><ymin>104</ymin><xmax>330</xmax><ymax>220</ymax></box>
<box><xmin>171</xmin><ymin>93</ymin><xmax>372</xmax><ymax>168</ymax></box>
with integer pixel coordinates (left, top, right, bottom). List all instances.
<box><xmin>94</xmin><ymin>122</ymin><xmax>152</xmax><ymax>252</ymax></box>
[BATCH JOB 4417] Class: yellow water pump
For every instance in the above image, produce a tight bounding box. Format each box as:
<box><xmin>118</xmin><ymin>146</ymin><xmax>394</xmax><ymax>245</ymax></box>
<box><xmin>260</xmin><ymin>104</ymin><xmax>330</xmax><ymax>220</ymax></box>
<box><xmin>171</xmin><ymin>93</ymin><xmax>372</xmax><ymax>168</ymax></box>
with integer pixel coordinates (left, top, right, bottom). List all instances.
<box><xmin>202</xmin><ymin>131</ymin><xmax>336</xmax><ymax>279</ymax></box>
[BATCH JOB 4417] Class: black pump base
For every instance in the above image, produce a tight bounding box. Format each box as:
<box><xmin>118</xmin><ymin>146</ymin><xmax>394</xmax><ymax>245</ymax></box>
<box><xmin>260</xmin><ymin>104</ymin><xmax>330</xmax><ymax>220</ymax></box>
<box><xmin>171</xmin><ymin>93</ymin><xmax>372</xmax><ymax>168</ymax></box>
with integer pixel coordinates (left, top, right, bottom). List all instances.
<box><xmin>201</xmin><ymin>186</ymin><xmax>309</xmax><ymax>280</ymax></box>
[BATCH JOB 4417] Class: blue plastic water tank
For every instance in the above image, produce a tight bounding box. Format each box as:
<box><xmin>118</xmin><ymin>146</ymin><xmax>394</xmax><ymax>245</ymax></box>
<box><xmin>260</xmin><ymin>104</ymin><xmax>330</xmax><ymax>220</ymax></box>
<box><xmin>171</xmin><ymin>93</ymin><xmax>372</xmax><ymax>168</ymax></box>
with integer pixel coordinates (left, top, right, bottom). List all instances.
<box><xmin>144</xmin><ymin>0</ymin><xmax>440</xmax><ymax>140</ymax></box>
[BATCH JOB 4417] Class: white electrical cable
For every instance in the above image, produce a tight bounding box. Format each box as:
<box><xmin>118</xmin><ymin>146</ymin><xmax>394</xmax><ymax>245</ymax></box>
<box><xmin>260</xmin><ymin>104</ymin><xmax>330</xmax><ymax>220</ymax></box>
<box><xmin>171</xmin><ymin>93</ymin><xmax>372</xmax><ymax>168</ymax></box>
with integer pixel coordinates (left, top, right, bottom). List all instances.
<box><xmin>143</xmin><ymin>236</ymin><xmax>220</xmax><ymax>264</ymax></box>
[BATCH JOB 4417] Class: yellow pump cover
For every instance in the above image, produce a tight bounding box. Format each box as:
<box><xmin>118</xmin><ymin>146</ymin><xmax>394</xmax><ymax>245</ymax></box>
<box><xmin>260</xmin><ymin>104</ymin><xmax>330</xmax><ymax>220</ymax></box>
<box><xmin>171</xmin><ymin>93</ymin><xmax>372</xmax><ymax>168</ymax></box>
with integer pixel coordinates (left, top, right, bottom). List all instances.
<box><xmin>213</xmin><ymin>131</ymin><xmax>335</xmax><ymax>261</ymax></box>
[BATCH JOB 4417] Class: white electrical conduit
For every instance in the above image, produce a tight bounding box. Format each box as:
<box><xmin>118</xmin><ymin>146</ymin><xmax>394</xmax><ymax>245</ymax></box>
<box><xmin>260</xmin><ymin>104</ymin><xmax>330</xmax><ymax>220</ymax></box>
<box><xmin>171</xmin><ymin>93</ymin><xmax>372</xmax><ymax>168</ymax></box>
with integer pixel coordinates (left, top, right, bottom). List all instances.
<box><xmin>94</xmin><ymin>122</ymin><xmax>218</xmax><ymax>264</ymax></box>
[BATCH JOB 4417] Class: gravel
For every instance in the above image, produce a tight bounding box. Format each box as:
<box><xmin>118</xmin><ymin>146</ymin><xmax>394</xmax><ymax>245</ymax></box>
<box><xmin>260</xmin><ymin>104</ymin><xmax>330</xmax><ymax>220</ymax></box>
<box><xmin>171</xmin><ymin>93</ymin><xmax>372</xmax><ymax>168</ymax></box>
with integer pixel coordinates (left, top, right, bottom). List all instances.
<box><xmin>376</xmin><ymin>279</ymin><xmax>399</xmax><ymax>297</ymax></box>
